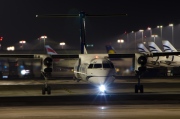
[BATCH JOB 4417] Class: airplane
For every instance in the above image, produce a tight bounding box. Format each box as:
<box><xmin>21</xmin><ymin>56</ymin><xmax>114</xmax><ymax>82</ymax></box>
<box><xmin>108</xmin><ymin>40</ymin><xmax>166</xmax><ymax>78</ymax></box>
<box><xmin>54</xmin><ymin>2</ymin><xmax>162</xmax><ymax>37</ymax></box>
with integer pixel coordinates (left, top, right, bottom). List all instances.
<box><xmin>140</xmin><ymin>41</ymin><xmax>180</xmax><ymax>78</ymax></box>
<box><xmin>36</xmin><ymin>11</ymin><xmax>148</xmax><ymax>94</ymax></box>
<box><xmin>0</xmin><ymin>43</ymin><xmax>179</xmax><ymax>94</ymax></box>
<box><xmin>105</xmin><ymin>45</ymin><xmax>134</xmax><ymax>75</ymax></box>
<box><xmin>137</xmin><ymin>43</ymin><xmax>164</xmax><ymax>67</ymax></box>
<box><xmin>105</xmin><ymin>45</ymin><xmax>116</xmax><ymax>54</ymax></box>
<box><xmin>45</xmin><ymin>45</ymin><xmax>117</xmax><ymax>94</ymax></box>
<box><xmin>162</xmin><ymin>40</ymin><xmax>177</xmax><ymax>52</ymax></box>
<box><xmin>148</xmin><ymin>42</ymin><xmax>162</xmax><ymax>53</ymax></box>
<box><xmin>45</xmin><ymin>45</ymin><xmax>77</xmax><ymax>68</ymax></box>
<box><xmin>161</xmin><ymin>40</ymin><xmax>180</xmax><ymax>66</ymax></box>
<box><xmin>148</xmin><ymin>41</ymin><xmax>180</xmax><ymax>66</ymax></box>
<box><xmin>137</xmin><ymin>42</ymin><xmax>180</xmax><ymax>67</ymax></box>
<box><xmin>137</xmin><ymin>43</ymin><xmax>150</xmax><ymax>54</ymax></box>
<box><xmin>1</xmin><ymin>11</ymin><xmax>177</xmax><ymax>95</ymax></box>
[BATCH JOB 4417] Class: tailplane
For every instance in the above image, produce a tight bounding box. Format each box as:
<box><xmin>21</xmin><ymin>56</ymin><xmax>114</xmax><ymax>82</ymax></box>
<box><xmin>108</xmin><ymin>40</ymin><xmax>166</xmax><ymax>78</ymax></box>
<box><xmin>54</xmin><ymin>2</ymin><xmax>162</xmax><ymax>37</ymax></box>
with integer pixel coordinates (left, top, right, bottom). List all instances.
<box><xmin>105</xmin><ymin>45</ymin><xmax>116</xmax><ymax>54</ymax></box>
<box><xmin>162</xmin><ymin>40</ymin><xmax>177</xmax><ymax>52</ymax></box>
<box><xmin>137</xmin><ymin>43</ymin><xmax>150</xmax><ymax>54</ymax></box>
<box><xmin>148</xmin><ymin>42</ymin><xmax>162</xmax><ymax>53</ymax></box>
<box><xmin>45</xmin><ymin>45</ymin><xmax>58</xmax><ymax>55</ymax></box>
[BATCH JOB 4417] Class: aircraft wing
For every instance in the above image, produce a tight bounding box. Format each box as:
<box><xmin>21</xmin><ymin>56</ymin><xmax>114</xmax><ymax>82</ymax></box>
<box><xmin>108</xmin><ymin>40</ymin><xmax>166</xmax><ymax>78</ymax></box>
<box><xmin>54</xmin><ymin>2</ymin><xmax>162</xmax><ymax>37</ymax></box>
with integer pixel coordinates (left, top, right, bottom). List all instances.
<box><xmin>152</xmin><ymin>52</ymin><xmax>180</xmax><ymax>57</ymax></box>
<box><xmin>108</xmin><ymin>52</ymin><xmax>180</xmax><ymax>70</ymax></box>
<box><xmin>108</xmin><ymin>54</ymin><xmax>135</xmax><ymax>58</ymax></box>
<box><xmin>51</xmin><ymin>54</ymin><xmax>79</xmax><ymax>58</ymax></box>
<box><xmin>0</xmin><ymin>54</ymin><xmax>36</xmax><ymax>58</ymax></box>
<box><xmin>1</xmin><ymin>52</ymin><xmax>180</xmax><ymax>70</ymax></box>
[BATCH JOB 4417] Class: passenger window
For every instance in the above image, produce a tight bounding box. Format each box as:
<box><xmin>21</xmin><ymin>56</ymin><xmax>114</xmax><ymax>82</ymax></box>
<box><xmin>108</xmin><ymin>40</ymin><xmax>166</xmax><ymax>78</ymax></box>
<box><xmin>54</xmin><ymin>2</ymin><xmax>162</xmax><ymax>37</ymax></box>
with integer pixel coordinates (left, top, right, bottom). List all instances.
<box><xmin>88</xmin><ymin>64</ymin><xmax>93</xmax><ymax>68</ymax></box>
<box><xmin>103</xmin><ymin>63</ymin><xmax>111</xmax><ymax>68</ymax></box>
<box><xmin>94</xmin><ymin>64</ymin><xmax>102</xmax><ymax>68</ymax></box>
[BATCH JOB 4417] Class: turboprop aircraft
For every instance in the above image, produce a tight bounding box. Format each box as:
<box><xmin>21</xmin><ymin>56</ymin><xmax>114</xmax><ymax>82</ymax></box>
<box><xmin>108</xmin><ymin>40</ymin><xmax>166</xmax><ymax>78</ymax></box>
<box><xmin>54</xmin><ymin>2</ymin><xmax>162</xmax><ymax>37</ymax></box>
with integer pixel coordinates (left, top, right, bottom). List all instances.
<box><xmin>45</xmin><ymin>45</ymin><xmax>116</xmax><ymax>94</ymax></box>
<box><xmin>0</xmin><ymin>44</ymin><xmax>179</xmax><ymax>94</ymax></box>
<box><xmin>161</xmin><ymin>40</ymin><xmax>180</xmax><ymax>66</ymax></box>
<box><xmin>162</xmin><ymin>40</ymin><xmax>177</xmax><ymax>52</ymax></box>
<box><xmin>137</xmin><ymin>42</ymin><xmax>180</xmax><ymax>67</ymax></box>
<box><xmin>137</xmin><ymin>42</ymin><xmax>165</xmax><ymax>67</ymax></box>
<box><xmin>4</xmin><ymin>11</ymin><xmax>176</xmax><ymax>95</ymax></box>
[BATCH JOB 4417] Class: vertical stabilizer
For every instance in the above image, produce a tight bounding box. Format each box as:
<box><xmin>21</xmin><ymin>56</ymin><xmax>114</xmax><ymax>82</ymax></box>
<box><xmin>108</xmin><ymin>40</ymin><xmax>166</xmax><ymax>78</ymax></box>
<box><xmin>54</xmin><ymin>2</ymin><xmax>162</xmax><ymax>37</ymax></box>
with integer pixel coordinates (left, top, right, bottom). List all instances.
<box><xmin>148</xmin><ymin>42</ymin><xmax>162</xmax><ymax>53</ymax></box>
<box><xmin>137</xmin><ymin>43</ymin><xmax>149</xmax><ymax>54</ymax></box>
<box><xmin>45</xmin><ymin>45</ymin><xmax>58</xmax><ymax>55</ymax></box>
<box><xmin>84</xmin><ymin>45</ymin><xmax>88</xmax><ymax>54</ymax></box>
<box><xmin>105</xmin><ymin>45</ymin><xmax>116</xmax><ymax>54</ymax></box>
<box><xmin>162</xmin><ymin>40</ymin><xmax>177</xmax><ymax>52</ymax></box>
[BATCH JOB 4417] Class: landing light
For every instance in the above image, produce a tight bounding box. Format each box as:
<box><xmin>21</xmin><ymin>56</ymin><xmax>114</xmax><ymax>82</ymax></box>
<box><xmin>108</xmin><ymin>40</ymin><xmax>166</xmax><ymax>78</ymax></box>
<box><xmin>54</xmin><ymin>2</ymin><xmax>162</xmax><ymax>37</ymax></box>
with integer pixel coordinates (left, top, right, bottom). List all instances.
<box><xmin>21</xmin><ymin>69</ymin><xmax>30</xmax><ymax>75</ymax></box>
<box><xmin>99</xmin><ymin>85</ymin><xmax>106</xmax><ymax>93</ymax></box>
<box><xmin>95</xmin><ymin>55</ymin><xmax>99</xmax><ymax>59</ymax></box>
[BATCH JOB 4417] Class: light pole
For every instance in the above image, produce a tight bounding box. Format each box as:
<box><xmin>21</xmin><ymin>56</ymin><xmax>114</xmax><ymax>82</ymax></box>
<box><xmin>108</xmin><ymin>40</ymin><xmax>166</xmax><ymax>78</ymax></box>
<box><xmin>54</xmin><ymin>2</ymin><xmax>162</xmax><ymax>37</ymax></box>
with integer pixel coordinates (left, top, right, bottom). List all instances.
<box><xmin>131</xmin><ymin>31</ymin><xmax>136</xmax><ymax>51</ymax></box>
<box><xmin>147</xmin><ymin>27</ymin><xmax>152</xmax><ymax>37</ymax></box>
<box><xmin>139</xmin><ymin>29</ymin><xmax>144</xmax><ymax>43</ymax></box>
<box><xmin>60</xmin><ymin>42</ymin><xmax>66</xmax><ymax>49</ymax></box>
<box><xmin>151</xmin><ymin>35</ymin><xmax>158</xmax><ymax>43</ymax></box>
<box><xmin>125</xmin><ymin>31</ymin><xmax>129</xmax><ymax>45</ymax></box>
<box><xmin>117</xmin><ymin>39</ymin><xmax>124</xmax><ymax>48</ymax></box>
<box><xmin>157</xmin><ymin>25</ymin><xmax>163</xmax><ymax>39</ymax></box>
<box><xmin>40</xmin><ymin>35</ymin><xmax>47</xmax><ymax>52</ymax></box>
<box><xmin>19</xmin><ymin>40</ymin><xmax>26</xmax><ymax>50</ymax></box>
<box><xmin>169</xmin><ymin>23</ymin><xmax>174</xmax><ymax>45</ymax></box>
<box><xmin>0</xmin><ymin>37</ymin><xmax>3</xmax><ymax>50</ymax></box>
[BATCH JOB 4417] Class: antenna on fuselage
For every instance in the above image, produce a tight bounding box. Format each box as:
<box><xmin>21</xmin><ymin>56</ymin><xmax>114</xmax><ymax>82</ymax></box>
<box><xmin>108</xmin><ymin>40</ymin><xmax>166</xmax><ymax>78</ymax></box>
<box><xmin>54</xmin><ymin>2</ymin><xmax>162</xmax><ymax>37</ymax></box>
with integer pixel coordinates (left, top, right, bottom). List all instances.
<box><xmin>36</xmin><ymin>11</ymin><xmax>127</xmax><ymax>54</ymax></box>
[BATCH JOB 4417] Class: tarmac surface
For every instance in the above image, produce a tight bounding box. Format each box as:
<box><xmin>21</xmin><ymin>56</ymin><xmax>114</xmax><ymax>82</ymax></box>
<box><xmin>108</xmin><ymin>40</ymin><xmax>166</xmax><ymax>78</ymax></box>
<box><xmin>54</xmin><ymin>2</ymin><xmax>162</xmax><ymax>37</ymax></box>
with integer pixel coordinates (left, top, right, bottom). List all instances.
<box><xmin>0</xmin><ymin>77</ymin><xmax>180</xmax><ymax>119</ymax></box>
<box><xmin>0</xmin><ymin>77</ymin><xmax>180</xmax><ymax>105</ymax></box>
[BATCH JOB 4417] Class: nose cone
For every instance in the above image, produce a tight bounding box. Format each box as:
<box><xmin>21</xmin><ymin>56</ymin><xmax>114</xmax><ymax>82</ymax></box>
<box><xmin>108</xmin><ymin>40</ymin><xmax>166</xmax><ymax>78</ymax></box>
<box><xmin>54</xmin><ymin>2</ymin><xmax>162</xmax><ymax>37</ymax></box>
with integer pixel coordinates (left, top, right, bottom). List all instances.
<box><xmin>87</xmin><ymin>68</ymin><xmax>116</xmax><ymax>85</ymax></box>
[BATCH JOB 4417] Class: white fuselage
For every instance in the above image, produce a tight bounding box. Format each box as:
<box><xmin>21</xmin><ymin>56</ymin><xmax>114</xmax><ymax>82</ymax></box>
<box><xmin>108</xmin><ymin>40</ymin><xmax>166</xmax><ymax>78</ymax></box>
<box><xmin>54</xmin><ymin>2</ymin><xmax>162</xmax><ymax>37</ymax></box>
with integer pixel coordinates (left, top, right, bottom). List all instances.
<box><xmin>74</xmin><ymin>56</ymin><xmax>116</xmax><ymax>87</ymax></box>
<box><xmin>146</xmin><ymin>55</ymin><xmax>168</xmax><ymax>67</ymax></box>
<box><xmin>159</xmin><ymin>55</ymin><xmax>180</xmax><ymax>66</ymax></box>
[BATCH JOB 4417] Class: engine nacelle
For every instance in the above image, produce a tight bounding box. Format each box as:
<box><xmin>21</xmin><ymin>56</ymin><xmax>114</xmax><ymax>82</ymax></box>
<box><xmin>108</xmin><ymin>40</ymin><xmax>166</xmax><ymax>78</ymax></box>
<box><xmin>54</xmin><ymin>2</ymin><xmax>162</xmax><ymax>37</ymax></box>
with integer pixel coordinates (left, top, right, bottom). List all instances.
<box><xmin>37</xmin><ymin>55</ymin><xmax>53</xmax><ymax>77</ymax></box>
<box><xmin>43</xmin><ymin>57</ymin><xmax>53</xmax><ymax>73</ymax></box>
<box><xmin>134</xmin><ymin>53</ymin><xmax>147</xmax><ymax>72</ymax></box>
<box><xmin>138</xmin><ymin>56</ymin><xmax>147</xmax><ymax>65</ymax></box>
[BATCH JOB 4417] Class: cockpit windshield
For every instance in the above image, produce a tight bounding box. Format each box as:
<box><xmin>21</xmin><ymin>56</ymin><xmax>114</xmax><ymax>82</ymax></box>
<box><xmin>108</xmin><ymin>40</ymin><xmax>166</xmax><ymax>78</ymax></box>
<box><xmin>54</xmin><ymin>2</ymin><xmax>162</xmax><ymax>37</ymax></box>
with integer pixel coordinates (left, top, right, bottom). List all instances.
<box><xmin>103</xmin><ymin>60</ymin><xmax>114</xmax><ymax>68</ymax></box>
<box><xmin>94</xmin><ymin>64</ymin><xmax>102</xmax><ymax>68</ymax></box>
<box><xmin>88</xmin><ymin>60</ymin><xmax>114</xmax><ymax>69</ymax></box>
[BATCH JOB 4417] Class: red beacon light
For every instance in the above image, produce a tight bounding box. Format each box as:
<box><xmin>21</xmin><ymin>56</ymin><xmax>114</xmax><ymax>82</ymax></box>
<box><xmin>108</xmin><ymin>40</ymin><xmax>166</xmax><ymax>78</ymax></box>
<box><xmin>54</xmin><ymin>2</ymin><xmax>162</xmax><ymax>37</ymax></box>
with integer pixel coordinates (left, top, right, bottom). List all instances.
<box><xmin>0</xmin><ymin>37</ymin><xmax>3</xmax><ymax>41</ymax></box>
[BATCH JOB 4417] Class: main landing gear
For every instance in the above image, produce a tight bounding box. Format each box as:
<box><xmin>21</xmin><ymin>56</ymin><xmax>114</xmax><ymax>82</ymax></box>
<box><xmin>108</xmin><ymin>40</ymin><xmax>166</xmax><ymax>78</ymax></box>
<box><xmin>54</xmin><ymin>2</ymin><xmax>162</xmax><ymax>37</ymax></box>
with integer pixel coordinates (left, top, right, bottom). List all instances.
<box><xmin>135</xmin><ymin>71</ymin><xmax>144</xmax><ymax>93</ymax></box>
<box><xmin>41</xmin><ymin>72</ymin><xmax>51</xmax><ymax>95</ymax></box>
<box><xmin>135</xmin><ymin>55</ymin><xmax>147</xmax><ymax>93</ymax></box>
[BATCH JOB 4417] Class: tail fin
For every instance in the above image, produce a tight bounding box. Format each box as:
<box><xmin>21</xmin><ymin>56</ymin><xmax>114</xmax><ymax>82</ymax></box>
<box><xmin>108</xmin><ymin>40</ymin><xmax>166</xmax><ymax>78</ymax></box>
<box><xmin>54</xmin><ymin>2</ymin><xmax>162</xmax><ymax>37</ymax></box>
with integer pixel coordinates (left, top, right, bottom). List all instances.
<box><xmin>137</xmin><ymin>43</ymin><xmax>150</xmax><ymax>54</ymax></box>
<box><xmin>105</xmin><ymin>45</ymin><xmax>116</xmax><ymax>54</ymax></box>
<box><xmin>162</xmin><ymin>40</ymin><xmax>177</xmax><ymax>52</ymax></box>
<box><xmin>45</xmin><ymin>45</ymin><xmax>58</xmax><ymax>55</ymax></box>
<box><xmin>84</xmin><ymin>45</ymin><xmax>88</xmax><ymax>54</ymax></box>
<box><xmin>148</xmin><ymin>42</ymin><xmax>162</xmax><ymax>53</ymax></box>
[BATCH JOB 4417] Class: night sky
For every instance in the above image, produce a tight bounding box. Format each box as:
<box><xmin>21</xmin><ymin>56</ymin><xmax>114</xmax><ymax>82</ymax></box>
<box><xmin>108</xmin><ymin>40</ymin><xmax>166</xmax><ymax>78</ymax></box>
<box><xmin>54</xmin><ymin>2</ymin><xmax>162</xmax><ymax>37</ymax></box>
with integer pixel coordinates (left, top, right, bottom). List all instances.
<box><xmin>0</xmin><ymin>0</ymin><xmax>179</xmax><ymax>50</ymax></box>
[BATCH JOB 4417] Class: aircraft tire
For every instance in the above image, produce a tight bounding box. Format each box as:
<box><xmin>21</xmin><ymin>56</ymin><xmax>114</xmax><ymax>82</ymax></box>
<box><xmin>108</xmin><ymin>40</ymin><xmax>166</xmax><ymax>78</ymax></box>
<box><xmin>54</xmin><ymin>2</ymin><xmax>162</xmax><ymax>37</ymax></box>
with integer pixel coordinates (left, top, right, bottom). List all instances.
<box><xmin>47</xmin><ymin>86</ymin><xmax>51</xmax><ymax>95</ymax></box>
<box><xmin>140</xmin><ymin>85</ymin><xmax>144</xmax><ymax>93</ymax></box>
<box><xmin>42</xmin><ymin>87</ymin><xmax>46</xmax><ymax>95</ymax></box>
<box><xmin>135</xmin><ymin>85</ymin><xmax>138</xmax><ymax>93</ymax></box>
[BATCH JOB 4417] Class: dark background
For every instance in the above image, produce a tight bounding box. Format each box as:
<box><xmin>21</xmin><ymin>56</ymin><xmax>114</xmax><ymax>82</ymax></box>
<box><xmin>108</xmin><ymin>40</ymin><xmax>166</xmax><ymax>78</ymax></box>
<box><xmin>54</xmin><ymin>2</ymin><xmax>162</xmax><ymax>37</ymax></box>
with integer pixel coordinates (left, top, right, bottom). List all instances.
<box><xmin>0</xmin><ymin>0</ymin><xmax>179</xmax><ymax>50</ymax></box>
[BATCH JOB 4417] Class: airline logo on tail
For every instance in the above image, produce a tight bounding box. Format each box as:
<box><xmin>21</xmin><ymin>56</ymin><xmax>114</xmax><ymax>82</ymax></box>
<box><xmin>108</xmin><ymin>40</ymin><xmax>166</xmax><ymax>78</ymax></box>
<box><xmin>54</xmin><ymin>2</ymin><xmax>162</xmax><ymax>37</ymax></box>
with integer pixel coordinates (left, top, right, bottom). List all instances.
<box><xmin>105</xmin><ymin>45</ymin><xmax>116</xmax><ymax>54</ymax></box>
<box><xmin>148</xmin><ymin>42</ymin><xmax>162</xmax><ymax>53</ymax></box>
<box><xmin>162</xmin><ymin>40</ymin><xmax>177</xmax><ymax>52</ymax></box>
<box><xmin>45</xmin><ymin>45</ymin><xmax>57</xmax><ymax>55</ymax></box>
<box><xmin>137</xmin><ymin>43</ymin><xmax>150</xmax><ymax>54</ymax></box>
